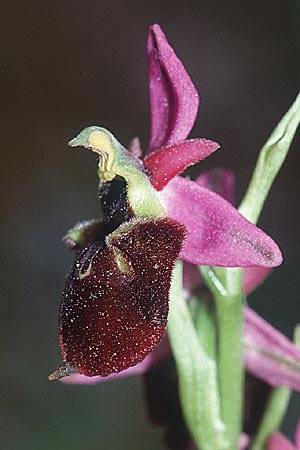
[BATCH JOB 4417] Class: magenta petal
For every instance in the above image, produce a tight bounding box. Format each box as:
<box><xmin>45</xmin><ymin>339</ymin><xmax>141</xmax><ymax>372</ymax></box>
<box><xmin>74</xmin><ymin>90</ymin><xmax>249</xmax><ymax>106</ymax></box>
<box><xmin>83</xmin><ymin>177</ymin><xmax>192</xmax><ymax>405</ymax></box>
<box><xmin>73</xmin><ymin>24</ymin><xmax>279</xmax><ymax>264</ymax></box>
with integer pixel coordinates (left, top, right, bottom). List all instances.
<box><xmin>128</xmin><ymin>136</ymin><xmax>142</xmax><ymax>159</ymax></box>
<box><xmin>239</xmin><ymin>433</ymin><xmax>250</xmax><ymax>450</ymax></box>
<box><xmin>61</xmin><ymin>337</ymin><xmax>170</xmax><ymax>385</ymax></box>
<box><xmin>244</xmin><ymin>266</ymin><xmax>272</xmax><ymax>295</ymax></box>
<box><xmin>196</xmin><ymin>167</ymin><xmax>235</xmax><ymax>204</ymax></box>
<box><xmin>160</xmin><ymin>176</ymin><xmax>283</xmax><ymax>267</ymax></box>
<box><xmin>195</xmin><ymin>168</ymin><xmax>272</xmax><ymax>290</ymax></box>
<box><xmin>147</xmin><ymin>24</ymin><xmax>199</xmax><ymax>152</ymax></box>
<box><xmin>244</xmin><ymin>307</ymin><xmax>300</xmax><ymax>391</ymax></box>
<box><xmin>267</xmin><ymin>432</ymin><xmax>296</xmax><ymax>450</ymax></box>
<box><xmin>144</xmin><ymin>139</ymin><xmax>219</xmax><ymax>190</ymax></box>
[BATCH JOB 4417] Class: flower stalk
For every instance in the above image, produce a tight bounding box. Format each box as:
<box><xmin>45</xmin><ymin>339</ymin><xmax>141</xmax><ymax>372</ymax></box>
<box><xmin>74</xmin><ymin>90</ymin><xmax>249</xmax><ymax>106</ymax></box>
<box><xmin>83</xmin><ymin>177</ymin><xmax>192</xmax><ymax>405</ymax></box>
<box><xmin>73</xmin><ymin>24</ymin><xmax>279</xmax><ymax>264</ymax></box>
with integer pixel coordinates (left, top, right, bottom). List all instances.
<box><xmin>168</xmin><ymin>262</ymin><xmax>229</xmax><ymax>450</ymax></box>
<box><xmin>200</xmin><ymin>90</ymin><xmax>300</xmax><ymax>449</ymax></box>
<box><xmin>202</xmin><ymin>266</ymin><xmax>244</xmax><ymax>450</ymax></box>
<box><xmin>249</xmin><ymin>386</ymin><xmax>291</xmax><ymax>450</ymax></box>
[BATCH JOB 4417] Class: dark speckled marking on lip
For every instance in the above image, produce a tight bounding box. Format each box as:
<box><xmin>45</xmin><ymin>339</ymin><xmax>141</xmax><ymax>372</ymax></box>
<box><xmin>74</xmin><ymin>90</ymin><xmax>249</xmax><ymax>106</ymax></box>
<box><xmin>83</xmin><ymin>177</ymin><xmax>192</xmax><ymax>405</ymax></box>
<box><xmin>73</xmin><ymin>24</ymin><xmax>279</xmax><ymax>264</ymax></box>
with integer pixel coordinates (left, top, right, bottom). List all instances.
<box><xmin>58</xmin><ymin>218</ymin><xmax>186</xmax><ymax>377</ymax></box>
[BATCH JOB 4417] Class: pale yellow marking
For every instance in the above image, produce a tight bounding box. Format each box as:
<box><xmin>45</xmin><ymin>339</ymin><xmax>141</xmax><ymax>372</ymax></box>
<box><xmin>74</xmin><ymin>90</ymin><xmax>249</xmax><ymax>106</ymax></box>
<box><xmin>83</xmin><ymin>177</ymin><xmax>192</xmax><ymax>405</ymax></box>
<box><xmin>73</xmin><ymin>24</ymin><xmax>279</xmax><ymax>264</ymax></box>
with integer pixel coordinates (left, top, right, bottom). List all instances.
<box><xmin>78</xmin><ymin>259</ymin><xmax>93</xmax><ymax>280</ymax></box>
<box><xmin>112</xmin><ymin>247</ymin><xmax>134</xmax><ymax>275</ymax></box>
<box><xmin>78</xmin><ymin>249</ymin><xmax>99</xmax><ymax>280</ymax></box>
<box><xmin>89</xmin><ymin>131</ymin><xmax>116</xmax><ymax>181</ymax></box>
<box><xmin>89</xmin><ymin>130</ymin><xmax>113</xmax><ymax>152</ymax></box>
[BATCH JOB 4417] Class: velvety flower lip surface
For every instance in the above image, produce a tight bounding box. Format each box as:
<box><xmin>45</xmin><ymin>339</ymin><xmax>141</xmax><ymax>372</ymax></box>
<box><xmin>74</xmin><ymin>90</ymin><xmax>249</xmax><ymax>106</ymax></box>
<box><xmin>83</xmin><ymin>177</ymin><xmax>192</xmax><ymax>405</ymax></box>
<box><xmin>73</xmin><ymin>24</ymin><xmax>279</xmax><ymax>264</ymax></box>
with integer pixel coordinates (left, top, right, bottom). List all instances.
<box><xmin>159</xmin><ymin>176</ymin><xmax>283</xmax><ymax>267</ymax></box>
<box><xmin>62</xmin><ymin>336</ymin><xmax>170</xmax><ymax>385</ymax></box>
<box><xmin>147</xmin><ymin>24</ymin><xmax>199</xmax><ymax>151</ymax></box>
<box><xmin>50</xmin><ymin>218</ymin><xmax>186</xmax><ymax>379</ymax></box>
<box><xmin>144</xmin><ymin>138</ymin><xmax>220</xmax><ymax>190</ymax></box>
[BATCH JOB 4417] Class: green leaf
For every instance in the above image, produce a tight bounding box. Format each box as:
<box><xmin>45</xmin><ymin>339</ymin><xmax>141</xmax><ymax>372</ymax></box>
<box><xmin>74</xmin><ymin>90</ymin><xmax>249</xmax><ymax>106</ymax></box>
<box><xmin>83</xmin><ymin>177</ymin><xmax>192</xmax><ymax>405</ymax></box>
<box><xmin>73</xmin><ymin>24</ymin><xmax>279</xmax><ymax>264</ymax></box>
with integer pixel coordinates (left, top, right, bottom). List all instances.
<box><xmin>168</xmin><ymin>262</ymin><xmax>229</xmax><ymax>450</ymax></box>
<box><xmin>239</xmin><ymin>91</ymin><xmax>300</xmax><ymax>224</ymax></box>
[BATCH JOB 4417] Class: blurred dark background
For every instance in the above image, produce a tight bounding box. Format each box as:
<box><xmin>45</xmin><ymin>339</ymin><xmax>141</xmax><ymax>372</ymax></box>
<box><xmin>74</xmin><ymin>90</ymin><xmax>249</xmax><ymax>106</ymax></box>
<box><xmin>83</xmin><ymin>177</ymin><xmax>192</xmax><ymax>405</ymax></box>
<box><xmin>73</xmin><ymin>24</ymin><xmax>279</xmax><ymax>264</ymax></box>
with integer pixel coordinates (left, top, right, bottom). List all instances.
<box><xmin>1</xmin><ymin>1</ymin><xmax>299</xmax><ymax>449</ymax></box>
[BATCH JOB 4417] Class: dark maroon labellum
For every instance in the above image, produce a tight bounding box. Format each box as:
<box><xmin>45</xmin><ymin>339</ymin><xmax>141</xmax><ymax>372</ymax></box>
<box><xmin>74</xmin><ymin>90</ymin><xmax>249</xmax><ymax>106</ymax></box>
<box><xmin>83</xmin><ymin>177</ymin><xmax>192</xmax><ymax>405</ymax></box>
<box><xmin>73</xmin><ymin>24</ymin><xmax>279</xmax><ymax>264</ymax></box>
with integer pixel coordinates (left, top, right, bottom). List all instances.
<box><xmin>54</xmin><ymin>218</ymin><xmax>186</xmax><ymax>378</ymax></box>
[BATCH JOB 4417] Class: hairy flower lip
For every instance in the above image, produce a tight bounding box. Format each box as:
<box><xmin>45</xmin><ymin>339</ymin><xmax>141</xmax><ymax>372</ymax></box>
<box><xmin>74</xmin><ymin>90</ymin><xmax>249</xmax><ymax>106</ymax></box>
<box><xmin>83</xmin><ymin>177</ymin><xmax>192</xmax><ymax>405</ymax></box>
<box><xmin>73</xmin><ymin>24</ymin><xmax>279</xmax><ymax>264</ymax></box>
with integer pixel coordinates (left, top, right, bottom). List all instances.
<box><xmin>61</xmin><ymin>336</ymin><xmax>170</xmax><ymax>385</ymax></box>
<box><xmin>53</xmin><ymin>217</ymin><xmax>186</xmax><ymax>379</ymax></box>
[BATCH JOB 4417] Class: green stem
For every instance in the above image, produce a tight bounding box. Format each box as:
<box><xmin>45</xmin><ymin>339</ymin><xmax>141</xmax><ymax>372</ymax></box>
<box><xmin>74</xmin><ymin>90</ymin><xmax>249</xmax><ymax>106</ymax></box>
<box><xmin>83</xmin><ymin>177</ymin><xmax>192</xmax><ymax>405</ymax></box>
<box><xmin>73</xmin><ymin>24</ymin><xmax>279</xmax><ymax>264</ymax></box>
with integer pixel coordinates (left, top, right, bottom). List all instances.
<box><xmin>190</xmin><ymin>294</ymin><xmax>217</xmax><ymax>360</ymax></box>
<box><xmin>168</xmin><ymin>262</ymin><xmax>229</xmax><ymax>450</ymax></box>
<box><xmin>249</xmin><ymin>387</ymin><xmax>291</xmax><ymax>450</ymax></box>
<box><xmin>202</xmin><ymin>267</ymin><xmax>244</xmax><ymax>450</ymax></box>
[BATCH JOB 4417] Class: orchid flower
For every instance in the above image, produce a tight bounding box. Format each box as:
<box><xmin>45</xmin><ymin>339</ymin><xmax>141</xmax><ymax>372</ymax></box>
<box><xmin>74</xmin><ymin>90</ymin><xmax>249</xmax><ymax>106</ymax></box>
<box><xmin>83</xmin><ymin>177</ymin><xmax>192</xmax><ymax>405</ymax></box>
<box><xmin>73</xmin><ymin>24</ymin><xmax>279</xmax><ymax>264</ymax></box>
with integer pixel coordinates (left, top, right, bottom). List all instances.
<box><xmin>45</xmin><ymin>20</ymin><xmax>300</xmax><ymax>450</ymax></box>
<box><xmin>49</xmin><ymin>24</ymin><xmax>283</xmax><ymax>382</ymax></box>
<box><xmin>63</xmin><ymin>167</ymin><xmax>300</xmax><ymax>390</ymax></box>
<box><xmin>51</xmin><ymin>25</ymin><xmax>282</xmax><ymax>379</ymax></box>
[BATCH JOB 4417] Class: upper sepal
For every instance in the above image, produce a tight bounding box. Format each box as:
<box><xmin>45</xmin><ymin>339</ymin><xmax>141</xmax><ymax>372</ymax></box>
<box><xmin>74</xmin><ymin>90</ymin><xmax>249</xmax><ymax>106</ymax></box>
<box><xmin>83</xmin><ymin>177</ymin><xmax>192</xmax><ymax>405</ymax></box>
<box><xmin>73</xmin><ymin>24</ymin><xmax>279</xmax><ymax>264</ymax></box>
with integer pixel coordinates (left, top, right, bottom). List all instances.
<box><xmin>147</xmin><ymin>24</ymin><xmax>199</xmax><ymax>152</ymax></box>
<box><xmin>50</xmin><ymin>218</ymin><xmax>186</xmax><ymax>379</ymax></box>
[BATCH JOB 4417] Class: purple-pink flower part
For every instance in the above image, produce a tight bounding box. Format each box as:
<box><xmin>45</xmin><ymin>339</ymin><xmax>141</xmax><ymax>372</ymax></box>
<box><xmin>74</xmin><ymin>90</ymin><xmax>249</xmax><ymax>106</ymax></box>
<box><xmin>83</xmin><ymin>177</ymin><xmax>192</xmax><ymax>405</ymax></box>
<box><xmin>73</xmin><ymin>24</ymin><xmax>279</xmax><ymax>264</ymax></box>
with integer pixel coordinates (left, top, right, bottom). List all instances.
<box><xmin>267</xmin><ymin>421</ymin><xmax>300</xmax><ymax>450</ymax></box>
<box><xmin>144</xmin><ymin>139</ymin><xmax>219</xmax><ymax>190</ymax></box>
<box><xmin>160</xmin><ymin>176</ymin><xmax>282</xmax><ymax>267</ymax></box>
<box><xmin>146</xmin><ymin>25</ymin><xmax>282</xmax><ymax>268</ymax></box>
<box><xmin>196</xmin><ymin>167</ymin><xmax>236</xmax><ymax>205</ymax></box>
<box><xmin>147</xmin><ymin>24</ymin><xmax>199</xmax><ymax>152</ymax></box>
<box><xmin>244</xmin><ymin>307</ymin><xmax>300</xmax><ymax>391</ymax></box>
<box><xmin>195</xmin><ymin>167</ymin><xmax>272</xmax><ymax>290</ymax></box>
